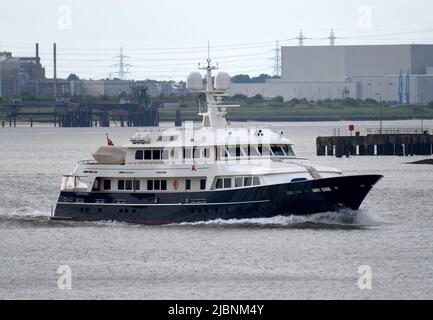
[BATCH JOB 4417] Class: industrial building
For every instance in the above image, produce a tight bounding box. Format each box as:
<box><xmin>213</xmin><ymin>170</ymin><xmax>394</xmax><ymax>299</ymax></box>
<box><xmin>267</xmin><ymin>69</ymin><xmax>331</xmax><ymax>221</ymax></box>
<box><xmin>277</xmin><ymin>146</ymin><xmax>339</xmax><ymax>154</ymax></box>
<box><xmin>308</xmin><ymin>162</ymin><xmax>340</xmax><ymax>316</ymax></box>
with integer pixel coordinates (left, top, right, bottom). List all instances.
<box><xmin>229</xmin><ymin>44</ymin><xmax>433</xmax><ymax>104</ymax></box>
<box><xmin>0</xmin><ymin>48</ymin><xmax>46</xmax><ymax>97</ymax></box>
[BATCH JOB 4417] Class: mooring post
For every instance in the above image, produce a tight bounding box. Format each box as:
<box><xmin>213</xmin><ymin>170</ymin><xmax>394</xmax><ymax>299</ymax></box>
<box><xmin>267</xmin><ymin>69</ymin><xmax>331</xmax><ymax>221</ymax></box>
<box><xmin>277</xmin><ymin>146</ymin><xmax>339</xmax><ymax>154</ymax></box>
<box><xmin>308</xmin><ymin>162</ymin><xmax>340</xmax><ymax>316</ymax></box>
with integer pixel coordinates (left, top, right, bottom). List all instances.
<box><xmin>30</xmin><ymin>118</ymin><xmax>33</xmax><ymax>127</ymax></box>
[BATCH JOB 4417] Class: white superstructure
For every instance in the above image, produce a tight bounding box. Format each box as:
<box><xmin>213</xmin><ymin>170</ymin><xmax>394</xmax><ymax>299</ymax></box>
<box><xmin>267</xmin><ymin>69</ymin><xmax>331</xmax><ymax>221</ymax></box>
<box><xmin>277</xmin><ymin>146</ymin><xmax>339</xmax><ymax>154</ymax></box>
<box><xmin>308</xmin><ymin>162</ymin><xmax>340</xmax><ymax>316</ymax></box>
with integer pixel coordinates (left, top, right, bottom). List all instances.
<box><xmin>60</xmin><ymin>57</ymin><xmax>342</xmax><ymax>196</ymax></box>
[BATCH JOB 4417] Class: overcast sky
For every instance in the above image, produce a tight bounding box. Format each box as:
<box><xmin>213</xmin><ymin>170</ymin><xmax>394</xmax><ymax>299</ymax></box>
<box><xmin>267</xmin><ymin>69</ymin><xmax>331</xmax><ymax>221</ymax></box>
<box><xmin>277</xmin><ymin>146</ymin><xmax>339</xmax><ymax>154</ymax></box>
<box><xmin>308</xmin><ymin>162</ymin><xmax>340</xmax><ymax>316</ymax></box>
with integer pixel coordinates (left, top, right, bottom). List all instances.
<box><xmin>1</xmin><ymin>0</ymin><xmax>432</xmax><ymax>80</ymax></box>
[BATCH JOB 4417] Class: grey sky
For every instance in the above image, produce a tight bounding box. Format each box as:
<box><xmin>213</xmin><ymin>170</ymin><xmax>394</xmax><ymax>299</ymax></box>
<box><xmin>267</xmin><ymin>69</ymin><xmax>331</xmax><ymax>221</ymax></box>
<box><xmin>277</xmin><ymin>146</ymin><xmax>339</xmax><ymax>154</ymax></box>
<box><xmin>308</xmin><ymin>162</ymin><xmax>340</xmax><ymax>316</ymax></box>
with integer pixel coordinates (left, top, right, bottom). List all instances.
<box><xmin>1</xmin><ymin>0</ymin><xmax>432</xmax><ymax>80</ymax></box>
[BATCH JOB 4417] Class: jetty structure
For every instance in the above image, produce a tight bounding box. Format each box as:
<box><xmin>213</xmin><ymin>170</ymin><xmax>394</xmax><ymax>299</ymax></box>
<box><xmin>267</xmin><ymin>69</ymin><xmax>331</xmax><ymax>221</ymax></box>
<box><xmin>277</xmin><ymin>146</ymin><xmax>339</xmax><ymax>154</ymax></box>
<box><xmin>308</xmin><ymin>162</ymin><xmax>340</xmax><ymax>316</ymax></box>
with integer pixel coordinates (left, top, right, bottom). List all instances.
<box><xmin>317</xmin><ymin>127</ymin><xmax>433</xmax><ymax>157</ymax></box>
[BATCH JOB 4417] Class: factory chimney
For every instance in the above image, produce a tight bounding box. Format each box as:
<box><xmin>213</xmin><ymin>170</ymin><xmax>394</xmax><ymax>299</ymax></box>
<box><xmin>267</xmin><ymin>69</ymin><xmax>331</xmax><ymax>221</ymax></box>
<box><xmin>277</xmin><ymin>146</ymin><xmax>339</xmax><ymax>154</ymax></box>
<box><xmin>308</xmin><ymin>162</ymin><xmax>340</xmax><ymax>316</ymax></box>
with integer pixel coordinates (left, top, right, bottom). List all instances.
<box><xmin>53</xmin><ymin>43</ymin><xmax>57</xmax><ymax>98</ymax></box>
<box><xmin>35</xmin><ymin>43</ymin><xmax>40</xmax><ymax>64</ymax></box>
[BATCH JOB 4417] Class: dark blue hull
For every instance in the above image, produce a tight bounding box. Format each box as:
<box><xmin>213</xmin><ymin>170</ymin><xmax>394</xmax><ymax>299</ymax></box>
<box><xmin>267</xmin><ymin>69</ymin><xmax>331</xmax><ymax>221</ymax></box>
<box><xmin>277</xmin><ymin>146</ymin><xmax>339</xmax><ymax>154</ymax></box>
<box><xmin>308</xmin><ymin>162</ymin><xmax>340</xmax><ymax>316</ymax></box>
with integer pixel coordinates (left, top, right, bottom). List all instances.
<box><xmin>52</xmin><ymin>175</ymin><xmax>382</xmax><ymax>225</ymax></box>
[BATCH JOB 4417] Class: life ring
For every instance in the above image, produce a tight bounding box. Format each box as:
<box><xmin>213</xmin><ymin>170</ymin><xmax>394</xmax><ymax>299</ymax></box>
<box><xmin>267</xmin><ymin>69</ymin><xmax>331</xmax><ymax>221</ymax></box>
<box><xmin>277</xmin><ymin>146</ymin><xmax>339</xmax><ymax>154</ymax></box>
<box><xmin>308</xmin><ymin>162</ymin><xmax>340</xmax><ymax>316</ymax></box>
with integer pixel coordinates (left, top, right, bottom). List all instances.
<box><xmin>173</xmin><ymin>179</ymin><xmax>179</xmax><ymax>190</ymax></box>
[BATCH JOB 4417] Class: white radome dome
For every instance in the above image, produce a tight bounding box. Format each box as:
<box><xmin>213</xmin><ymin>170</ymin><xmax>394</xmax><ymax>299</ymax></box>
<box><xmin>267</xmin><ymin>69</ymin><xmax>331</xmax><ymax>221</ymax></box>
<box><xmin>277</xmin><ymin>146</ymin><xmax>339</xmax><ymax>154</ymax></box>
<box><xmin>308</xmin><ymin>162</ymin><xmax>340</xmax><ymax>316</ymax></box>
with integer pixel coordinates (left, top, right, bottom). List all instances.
<box><xmin>215</xmin><ymin>72</ymin><xmax>231</xmax><ymax>91</ymax></box>
<box><xmin>187</xmin><ymin>72</ymin><xmax>203</xmax><ymax>91</ymax></box>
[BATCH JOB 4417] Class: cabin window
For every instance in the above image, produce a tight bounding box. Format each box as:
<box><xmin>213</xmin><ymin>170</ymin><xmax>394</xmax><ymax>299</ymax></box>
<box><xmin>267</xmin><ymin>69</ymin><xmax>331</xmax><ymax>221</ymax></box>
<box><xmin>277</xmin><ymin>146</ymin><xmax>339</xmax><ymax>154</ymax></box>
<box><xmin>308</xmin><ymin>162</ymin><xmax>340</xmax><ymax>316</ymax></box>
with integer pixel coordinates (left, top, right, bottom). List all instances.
<box><xmin>253</xmin><ymin>177</ymin><xmax>261</xmax><ymax>186</ymax></box>
<box><xmin>135</xmin><ymin>150</ymin><xmax>144</xmax><ymax>160</ymax></box>
<box><xmin>244</xmin><ymin>177</ymin><xmax>252</xmax><ymax>186</ymax></box>
<box><xmin>146</xmin><ymin>180</ymin><xmax>167</xmax><ymax>191</ymax></box>
<box><xmin>224</xmin><ymin>178</ymin><xmax>232</xmax><ymax>189</ymax></box>
<box><xmin>186</xmin><ymin>179</ymin><xmax>191</xmax><ymax>190</ymax></box>
<box><xmin>235</xmin><ymin>177</ymin><xmax>243</xmax><ymax>188</ymax></box>
<box><xmin>125</xmin><ymin>180</ymin><xmax>132</xmax><ymax>191</ymax></box>
<box><xmin>200</xmin><ymin>179</ymin><xmax>206</xmax><ymax>190</ymax></box>
<box><xmin>103</xmin><ymin>180</ymin><xmax>111</xmax><ymax>190</ymax></box>
<box><xmin>147</xmin><ymin>180</ymin><xmax>153</xmax><ymax>191</ymax></box>
<box><xmin>134</xmin><ymin>180</ymin><xmax>140</xmax><ymax>191</ymax></box>
<box><xmin>154</xmin><ymin>180</ymin><xmax>161</xmax><ymax>190</ymax></box>
<box><xmin>161</xmin><ymin>180</ymin><xmax>167</xmax><ymax>191</ymax></box>
<box><xmin>215</xmin><ymin>179</ymin><xmax>223</xmax><ymax>189</ymax></box>
<box><xmin>118</xmin><ymin>180</ymin><xmax>125</xmax><ymax>190</ymax></box>
<box><xmin>144</xmin><ymin>150</ymin><xmax>152</xmax><ymax>160</ymax></box>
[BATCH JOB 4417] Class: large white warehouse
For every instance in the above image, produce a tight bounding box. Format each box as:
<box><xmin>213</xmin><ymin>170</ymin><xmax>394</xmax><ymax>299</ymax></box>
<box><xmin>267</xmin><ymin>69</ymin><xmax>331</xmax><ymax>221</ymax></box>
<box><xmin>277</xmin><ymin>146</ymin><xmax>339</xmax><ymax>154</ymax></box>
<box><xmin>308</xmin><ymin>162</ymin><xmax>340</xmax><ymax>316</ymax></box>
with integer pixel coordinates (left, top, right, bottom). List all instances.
<box><xmin>229</xmin><ymin>44</ymin><xmax>433</xmax><ymax>104</ymax></box>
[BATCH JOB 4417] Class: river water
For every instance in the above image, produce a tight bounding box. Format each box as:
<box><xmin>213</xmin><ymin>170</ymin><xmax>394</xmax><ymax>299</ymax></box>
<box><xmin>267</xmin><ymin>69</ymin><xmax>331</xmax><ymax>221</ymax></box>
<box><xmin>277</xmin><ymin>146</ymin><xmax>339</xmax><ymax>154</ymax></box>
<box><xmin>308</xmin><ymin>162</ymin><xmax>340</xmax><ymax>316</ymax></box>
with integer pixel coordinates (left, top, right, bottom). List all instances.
<box><xmin>0</xmin><ymin>119</ymin><xmax>432</xmax><ymax>299</ymax></box>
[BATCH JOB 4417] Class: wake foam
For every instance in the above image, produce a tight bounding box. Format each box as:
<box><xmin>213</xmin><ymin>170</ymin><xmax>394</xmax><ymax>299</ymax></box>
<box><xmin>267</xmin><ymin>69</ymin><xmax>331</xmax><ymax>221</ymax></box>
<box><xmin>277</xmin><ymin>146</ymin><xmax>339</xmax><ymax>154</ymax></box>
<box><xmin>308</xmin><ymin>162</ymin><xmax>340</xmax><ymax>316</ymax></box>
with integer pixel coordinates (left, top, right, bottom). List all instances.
<box><xmin>176</xmin><ymin>209</ymin><xmax>381</xmax><ymax>229</ymax></box>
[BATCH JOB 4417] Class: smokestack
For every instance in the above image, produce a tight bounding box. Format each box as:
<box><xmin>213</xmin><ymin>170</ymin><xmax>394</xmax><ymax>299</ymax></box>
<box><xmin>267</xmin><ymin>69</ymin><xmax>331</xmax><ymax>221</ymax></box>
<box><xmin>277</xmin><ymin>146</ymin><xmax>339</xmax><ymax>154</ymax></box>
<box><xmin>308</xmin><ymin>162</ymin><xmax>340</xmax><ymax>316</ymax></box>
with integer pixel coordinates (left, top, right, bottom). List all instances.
<box><xmin>53</xmin><ymin>43</ymin><xmax>57</xmax><ymax>98</ymax></box>
<box><xmin>35</xmin><ymin>43</ymin><xmax>40</xmax><ymax>64</ymax></box>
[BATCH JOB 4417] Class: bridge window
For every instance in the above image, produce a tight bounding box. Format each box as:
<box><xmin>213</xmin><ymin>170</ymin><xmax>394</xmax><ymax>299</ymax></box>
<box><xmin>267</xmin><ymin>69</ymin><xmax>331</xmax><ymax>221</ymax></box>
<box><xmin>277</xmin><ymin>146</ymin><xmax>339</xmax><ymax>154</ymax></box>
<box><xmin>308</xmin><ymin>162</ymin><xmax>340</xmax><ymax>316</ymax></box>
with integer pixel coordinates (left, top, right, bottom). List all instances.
<box><xmin>271</xmin><ymin>145</ymin><xmax>285</xmax><ymax>156</ymax></box>
<box><xmin>282</xmin><ymin>145</ymin><xmax>295</xmax><ymax>157</ymax></box>
<box><xmin>118</xmin><ymin>180</ymin><xmax>125</xmax><ymax>190</ymax></box>
<box><xmin>186</xmin><ymin>179</ymin><xmax>191</xmax><ymax>190</ymax></box>
<box><xmin>144</xmin><ymin>150</ymin><xmax>152</xmax><ymax>160</ymax></box>
<box><xmin>147</xmin><ymin>180</ymin><xmax>153</xmax><ymax>191</ymax></box>
<box><xmin>153</xmin><ymin>150</ymin><xmax>161</xmax><ymax>160</ymax></box>
<box><xmin>244</xmin><ymin>177</ymin><xmax>252</xmax><ymax>186</ymax></box>
<box><xmin>248</xmin><ymin>145</ymin><xmax>260</xmax><ymax>156</ymax></box>
<box><xmin>135</xmin><ymin>150</ymin><xmax>143</xmax><ymax>160</ymax></box>
<box><xmin>235</xmin><ymin>177</ymin><xmax>243</xmax><ymax>188</ymax></box>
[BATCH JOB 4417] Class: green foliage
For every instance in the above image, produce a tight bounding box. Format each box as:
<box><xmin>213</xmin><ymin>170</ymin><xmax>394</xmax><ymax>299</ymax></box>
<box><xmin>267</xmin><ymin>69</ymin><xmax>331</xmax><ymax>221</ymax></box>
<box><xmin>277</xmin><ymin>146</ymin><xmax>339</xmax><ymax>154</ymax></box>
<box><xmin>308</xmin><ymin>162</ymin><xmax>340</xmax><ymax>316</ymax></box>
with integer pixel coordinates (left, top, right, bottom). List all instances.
<box><xmin>66</xmin><ymin>73</ymin><xmax>80</xmax><ymax>81</ymax></box>
<box><xmin>252</xmin><ymin>94</ymin><xmax>264</xmax><ymax>101</ymax></box>
<box><xmin>364</xmin><ymin>98</ymin><xmax>378</xmax><ymax>105</ymax></box>
<box><xmin>231</xmin><ymin>74</ymin><xmax>278</xmax><ymax>84</ymax></box>
<box><xmin>271</xmin><ymin>96</ymin><xmax>284</xmax><ymax>103</ymax></box>
<box><xmin>232</xmin><ymin>94</ymin><xmax>248</xmax><ymax>100</ymax></box>
<box><xmin>342</xmin><ymin>98</ymin><xmax>358</xmax><ymax>106</ymax></box>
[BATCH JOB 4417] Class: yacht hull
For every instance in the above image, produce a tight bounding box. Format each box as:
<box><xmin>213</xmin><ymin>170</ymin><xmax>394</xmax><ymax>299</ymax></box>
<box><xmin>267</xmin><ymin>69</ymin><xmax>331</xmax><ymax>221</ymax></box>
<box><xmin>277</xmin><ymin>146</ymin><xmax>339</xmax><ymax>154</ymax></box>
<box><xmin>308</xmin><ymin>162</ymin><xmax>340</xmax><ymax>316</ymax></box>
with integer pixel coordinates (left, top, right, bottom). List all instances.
<box><xmin>52</xmin><ymin>175</ymin><xmax>382</xmax><ymax>225</ymax></box>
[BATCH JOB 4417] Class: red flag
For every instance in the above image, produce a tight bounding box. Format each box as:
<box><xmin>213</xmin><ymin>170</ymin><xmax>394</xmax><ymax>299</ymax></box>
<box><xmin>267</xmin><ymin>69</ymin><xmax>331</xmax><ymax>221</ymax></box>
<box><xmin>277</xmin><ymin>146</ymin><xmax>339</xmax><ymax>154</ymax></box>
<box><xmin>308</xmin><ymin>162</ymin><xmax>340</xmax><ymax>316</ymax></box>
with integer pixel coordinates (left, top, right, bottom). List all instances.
<box><xmin>106</xmin><ymin>133</ymin><xmax>114</xmax><ymax>146</ymax></box>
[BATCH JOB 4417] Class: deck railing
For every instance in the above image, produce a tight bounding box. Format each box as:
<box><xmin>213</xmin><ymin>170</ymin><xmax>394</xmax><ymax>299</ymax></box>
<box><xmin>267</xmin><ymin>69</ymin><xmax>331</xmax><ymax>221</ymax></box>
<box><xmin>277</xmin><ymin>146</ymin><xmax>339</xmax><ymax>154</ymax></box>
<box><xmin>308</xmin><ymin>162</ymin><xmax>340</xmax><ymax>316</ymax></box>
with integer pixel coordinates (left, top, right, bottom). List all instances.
<box><xmin>366</xmin><ymin>128</ymin><xmax>431</xmax><ymax>135</ymax></box>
